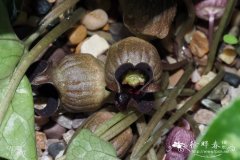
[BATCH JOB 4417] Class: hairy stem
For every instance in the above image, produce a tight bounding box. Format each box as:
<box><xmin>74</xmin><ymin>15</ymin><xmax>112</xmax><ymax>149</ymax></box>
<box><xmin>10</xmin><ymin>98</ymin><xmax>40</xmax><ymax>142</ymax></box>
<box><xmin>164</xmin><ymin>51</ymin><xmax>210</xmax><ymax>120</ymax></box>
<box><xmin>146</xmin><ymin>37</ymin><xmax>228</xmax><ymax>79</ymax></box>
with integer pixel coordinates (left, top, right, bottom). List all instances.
<box><xmin>0</xmin><ymin>8</ymin><xmax>86</xmax><ymax>125</ymax></box>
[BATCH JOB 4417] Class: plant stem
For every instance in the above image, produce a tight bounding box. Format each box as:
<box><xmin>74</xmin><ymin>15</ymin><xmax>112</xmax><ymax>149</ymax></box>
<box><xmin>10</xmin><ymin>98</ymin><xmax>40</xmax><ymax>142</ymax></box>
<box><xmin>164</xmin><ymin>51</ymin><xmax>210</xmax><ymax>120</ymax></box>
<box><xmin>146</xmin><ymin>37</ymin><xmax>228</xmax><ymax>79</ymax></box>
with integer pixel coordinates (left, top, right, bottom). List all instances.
<box><xmin>133</xmin><ymin>69</ymin><xmax>224</xmax><ymax>159</ymax></box>
<box><xmin>204</xmin><ymin>0</ymin><xmax>237</xmax><ymax>74</ymax></box>
<box><xmin>136</xmin><ymin>117</ymin><xmax>157</xmax><ymax>160</ymax></box>
<box><xmin>0</xmin><ymin>8</ymin><xmax>86</xmax><ymax>125</ymax></box>
<box><xmin>131</xmin><ymin>63</ymin><xmax>194</xmax><ymax>158</ymax></box>
<box><xmin>94</xmin><ymin>111</ymin><xmax>130</xmax><ymax>137</ymax></box>
<box><xmin>100</xmin><ymin>111</ymin><xmax>142</xmax><ymax>141</ymax></box>
<box><xmin>155</xmin><ymin>88</ymin><xmax>195</xmax><ymax>98</ymax></box>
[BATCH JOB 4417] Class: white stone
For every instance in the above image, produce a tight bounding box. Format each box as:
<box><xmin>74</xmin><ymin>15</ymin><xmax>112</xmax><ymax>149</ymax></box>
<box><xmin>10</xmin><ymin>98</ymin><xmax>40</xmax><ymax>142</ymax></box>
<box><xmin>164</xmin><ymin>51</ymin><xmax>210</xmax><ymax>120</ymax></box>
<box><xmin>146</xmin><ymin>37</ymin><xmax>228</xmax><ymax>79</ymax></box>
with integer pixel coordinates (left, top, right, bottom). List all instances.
<box><xmin>195</xmin><ymin>72</ymin><xmax>216</xmax><ymax>90</ymax></box>
<box><xmin>218</xmin><ymin>46</ymin><xmax>237</xmax><ymax>65</ymax></box>
<box><xmin>80</xmin><ymin>34</ymin><xmax>109</xmax><ymax>57</ymax></box>
<box><xmin>63</xmin><ymin>130</ymin><xmax>75</xmax><ymax>144</ymax></box>
<box><xmin>166</xmin><ymin>56</ymin><xmax>177</xmax><ymax>64</ymax></box>
<box><xmin>82</xmin><ymin>9</ymin><xmax>108</xmax><ymax>30</ymax></box>
<box><xmin>228</xmin><ymin>86</ymin><xmax>240</xmax><ymax>101</ymax></box>
<box><xmin>191</xmin><ymin>69</ymin><xmax>201</xmax><ymax>83</ymax></box>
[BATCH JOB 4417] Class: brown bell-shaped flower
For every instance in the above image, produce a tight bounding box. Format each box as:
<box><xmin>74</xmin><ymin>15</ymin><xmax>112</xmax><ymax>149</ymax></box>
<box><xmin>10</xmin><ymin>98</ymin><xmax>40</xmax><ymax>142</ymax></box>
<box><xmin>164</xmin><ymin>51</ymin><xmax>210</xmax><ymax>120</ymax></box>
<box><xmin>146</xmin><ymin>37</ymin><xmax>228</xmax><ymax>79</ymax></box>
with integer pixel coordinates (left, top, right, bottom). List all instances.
<box><xmin>105</xmin><ymin>37</ymin><xmax>162</xmax><ymax>112</ymax></box>
<box><xmin>33</xmin><ymin>53</ymin><xmax>109</xmax><ymax>113</ymax></box>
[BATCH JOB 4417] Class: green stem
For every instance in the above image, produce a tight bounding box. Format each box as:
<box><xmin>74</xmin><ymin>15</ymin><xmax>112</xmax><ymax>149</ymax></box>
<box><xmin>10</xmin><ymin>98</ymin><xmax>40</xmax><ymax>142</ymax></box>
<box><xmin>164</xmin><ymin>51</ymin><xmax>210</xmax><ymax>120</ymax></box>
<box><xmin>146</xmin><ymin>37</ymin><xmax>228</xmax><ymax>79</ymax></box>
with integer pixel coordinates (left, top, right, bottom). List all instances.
<box><xmin>155</xmin><ymin>88</ymin><xmax>195</xmax><ymax>98</ymax></box>
<box><xmin>133</xmin><ymin>69</ymin><xmax>224</xmax><ymax>159</ymax></box>
<box><xmin>0</xmin><ymin>8</ymin><xmax>86</xmax><ymax>125</ymax></box>
<box><xmin>136</xmin><ymin>117</ymin><xmax>157</xmax><ymax>160</ymax></box>
<box><xmin>94</xmin><ymin>111</ymin><xmax>130</xmax><ymax>137</ymax></box>
<box><xmin>147</xmin><ymin>149</ymin><xmax>158</xmax><ymax>160</ymax></box>
<box><xmin>131</xmin><ymin>63</ymin><xmax>194</xmax><ymax>157</ymax></box>
<box><xmin>100</xmin><ymin>111</ymin><xmax>142</xmax><ymax>141</ymax></box>
<box><xmin>159</xmin><ymin>72</ymin><xmax>169</xmax><ymax>91</ymax></box>
<box><xmin>204</xmin><ymin>0</ymin><xmax>237</xmax><ymax>74</ymax></box>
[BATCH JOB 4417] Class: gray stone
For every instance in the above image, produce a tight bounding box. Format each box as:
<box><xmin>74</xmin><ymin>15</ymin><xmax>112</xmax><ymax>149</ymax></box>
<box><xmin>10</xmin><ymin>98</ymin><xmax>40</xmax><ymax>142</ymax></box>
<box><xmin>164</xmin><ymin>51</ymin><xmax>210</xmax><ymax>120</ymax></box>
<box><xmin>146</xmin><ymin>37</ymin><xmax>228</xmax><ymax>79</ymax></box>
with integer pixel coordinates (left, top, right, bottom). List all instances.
<box><xmin>201</xmin><ymin>99</ymin><xmax>221</xmax><ymax>112</ymax></box>
<box><xmin>207</xmin><ymin>82</ymin><xmax>229</xmax><ymax>101</ymax></box>
<box><xmin>193</xmin><ymin>109</ymin><xmax>215</xmax><ymax>125</ymax></box>
<box><xmin>48</xmin><ymin>142</ymin><xmax>66</xmax><ymax>158</ymax></box>
<box><xmin>63</xmin><ymin>130</ymin><xmax>75</xmax><ymax>144</ymax></box>
<box><xmin>72</xmin><ymin>118</ymin><xmax>86</xmax><ymax>129</ymax></box>
<box><xmin>53</xmin><ymin>115</ymin><xmax>73</xmax><ymax>129</ymax></box>
<box><xmin>43</xmin><ymin>123</ymin><xmax>66</xmax><ymax>139</ymax></box>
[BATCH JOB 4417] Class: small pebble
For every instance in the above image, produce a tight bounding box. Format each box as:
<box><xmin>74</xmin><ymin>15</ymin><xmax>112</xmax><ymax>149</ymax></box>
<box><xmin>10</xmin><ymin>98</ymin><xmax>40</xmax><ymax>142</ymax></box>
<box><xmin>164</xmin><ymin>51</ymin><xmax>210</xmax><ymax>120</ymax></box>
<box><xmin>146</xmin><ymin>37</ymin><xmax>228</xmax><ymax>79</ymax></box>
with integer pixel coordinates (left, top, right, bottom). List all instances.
<box><xmin>109</xmin><ymin>23</ymin><xmax>133</xmax><ymax>41</ymax></box>
<box><xmin>207</xmin><ymin>82</ymin><xmax>229</xmax><ymax>101</ymax></box>
<box><xmin>166</xmin><ymin>56</ymin><xmax>177</xmax><ymax>64</ymax></box>
<box><xmin>47</xmin><ymin>139</ymin><xmax>60</xmax><ymax>148</ymax></box>
<box><xmin>55</xmin><ymin>150</ymin><xmax>65</xmax><ymax>159</ymax></box>
<box><xmin>234</xmin><ymin>58</ymin><xmax>240</xmax><ymax>69</ymax></box>
<box><xmin>198</xmin><ymin>124</ymin><xmax>206</xmax><ymax>134</ymax></box>
<box><xmin>228</xmin><ymin>85</ymin><xmax>240</xmax><ymax>100</ymax></box>
<box><xmin>80</xmin><ymin>34</ymin><xmax>109</xmax><ymax>57</ymax></box>
<box><xmin>189</xmin><ymin>30</ymin><xmax>209</xmax><ymax>58</ymax></box>
<box><xmin>48</xmin><ymin>142</ymin><xmax>66</xmax><ymax>158</ymax></box>
<box><xmin>88</xmin><ymin>31</ymin><xmax>115</xmax><ymax>44</ymax></box>
<box><xmin>72</xmin><ymin>118</ymin><xmax>86</xmax><ymax>129</ymax></box>
<box><xmin>223</xmin><ymin>72</ymin><xmax>240</xmax><ymax>87</ymax></box>
<box><xmin>195</xmin><ymin>72</ymin><xmax>216</xmax><ymax>90</ymax></box>
<box><xmin>53</xmin><ymin>114</ymin><xmax>73</xmax><ymax>129</ymax></box>
<box><xmin>191</xmin><ymin>69</ymin><xmax>201</xmax><ymax>83</ymax></box>
<box><xmin>34</xmin><ymin>0</ymin><xmax>53</xmax><ymax>16</ymax></box>
<box><xmin>63</xmin><ymin>130</ymin><xmax>75</xmax><ymax>144</ymax></box>
<box><xmin>75</xmin><ymin>41</ymin><xmax>83</xmax><ymax>54</ymax></box>
<box><xmin>47</xmin><ymin>0</ymin><xmax>56</xmax><ymax>3</ymax></box>
<box><xmin>223</xmin><ymin>65</ymin><xmax>239</xmax><ymax>76</ymax></box>
<box><xmin>218</xmin><ymin>46</ymin><xmax>237</xmax><ymax>65</ymax></box>
<box><xmin>201</xmin><ymin>99</ymin><xmax>221</xmax><ymax>112</ymax></box>
<box><xmin>221</xmin><ymin>94</ymin><xmax>231</xmax><ymax>106</ymax></box>
<box><xmin>169</xmin><ymin>69</ymin><xmax>184</xmax><ymax>87</ymax></box>
<box><xmin>68</xmin><ymin>25</ymin><xmax>87</xmax><ymax>45</ymax></box>
<box><xmin>43</xmin><ymin>123</ymin><xmax>66</xmax><ymax>139</ymax></box>
<box><xmin>36</xmin><ymin>131</ymin><xmax>47</xmax><ymax>150</ymax></box>
<box><xmin>82</xmin><ymin>9</ymin><xmax>108</xmax><ymax>30</ymax></box>
<box><xmin>40</xmin><ymin>155</ymin><xmax>53</xmax><ymax>160</ymax></box>
<box><xmin>102</xmin><ymin>23</ymin><xmax>110</xmax><ymax>31</ymax></box>
<box><xmin>193</xmin><ymin>109</ymin><xmax>215</xmax><ymax>125</ymax></box>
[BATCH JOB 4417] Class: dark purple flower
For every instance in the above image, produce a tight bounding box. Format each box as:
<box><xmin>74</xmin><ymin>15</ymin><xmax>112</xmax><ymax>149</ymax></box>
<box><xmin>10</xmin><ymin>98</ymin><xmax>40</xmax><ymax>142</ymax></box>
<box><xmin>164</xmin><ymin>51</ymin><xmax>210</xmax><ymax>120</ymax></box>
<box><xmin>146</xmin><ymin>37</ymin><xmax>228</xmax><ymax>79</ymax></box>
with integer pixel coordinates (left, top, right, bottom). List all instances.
<box><xmin>165</xmin><ymin>120</ymin><xmax>195</xmax><ymax>160</ymax></box>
